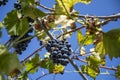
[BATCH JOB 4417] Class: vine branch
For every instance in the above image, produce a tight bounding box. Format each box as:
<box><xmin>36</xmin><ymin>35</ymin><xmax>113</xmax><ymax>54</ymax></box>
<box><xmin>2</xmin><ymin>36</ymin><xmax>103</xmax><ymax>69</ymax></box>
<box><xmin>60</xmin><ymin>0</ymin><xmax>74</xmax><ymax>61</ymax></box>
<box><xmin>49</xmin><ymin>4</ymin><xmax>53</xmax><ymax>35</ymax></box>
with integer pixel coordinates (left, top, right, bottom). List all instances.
<box><xmin>20</xmin><ymin>44</ymin><xmax>46</xmax><ymax>63</ymax></box>
<box><xmin>36</xmin><ymin>73</ymin><xmax>51</xmax><ymax>80</ymax></box>
<box><xmin>72</xmin><ymin>13</ymin><xmax>120</xmax><ymax>19</ymax></box>
<box><xmin>37</xmin><ymin>3</ymin><xmax>54</xmax><ymax>11</ymax></box>
<box><xmin>68</xmin><ymin>57</ymin><xmax>88</xmax><ymax>80</ymax></box>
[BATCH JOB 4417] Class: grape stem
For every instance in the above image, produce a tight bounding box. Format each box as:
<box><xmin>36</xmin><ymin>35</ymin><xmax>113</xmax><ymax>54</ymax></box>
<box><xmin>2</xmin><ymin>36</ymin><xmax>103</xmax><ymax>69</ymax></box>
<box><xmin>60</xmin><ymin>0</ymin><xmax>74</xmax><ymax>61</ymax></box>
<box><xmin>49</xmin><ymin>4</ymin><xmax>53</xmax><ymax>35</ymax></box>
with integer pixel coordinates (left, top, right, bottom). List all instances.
<box><xmin>68</xmin><ymin>57</ymin><xmax>88</xmax><ymax>80</ymax></box>
<box><xmin>71</xmin><ymin>13</ymin><xmax>120</xmax><ymax>19</ymax></box>
<box><xmin>37</xmin><ymin>2</ymin><xmax>54</xmax><ymax>11</ymax></box>
<box><xmin>20</xmin><ymin>44</ymin><xmax>46</xmax><ymax>63</ymax></box>
<box><xmin>35</xmin><ymin>73</ymin><xmax>51</xmax><ymax>80</ymax></box>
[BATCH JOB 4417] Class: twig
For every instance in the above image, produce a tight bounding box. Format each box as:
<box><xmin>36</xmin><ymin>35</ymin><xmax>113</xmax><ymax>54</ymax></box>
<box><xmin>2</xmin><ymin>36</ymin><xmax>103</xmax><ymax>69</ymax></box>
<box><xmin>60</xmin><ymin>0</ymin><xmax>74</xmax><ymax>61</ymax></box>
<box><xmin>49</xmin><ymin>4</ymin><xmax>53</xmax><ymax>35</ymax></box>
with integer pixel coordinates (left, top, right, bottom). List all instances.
<box><xmin>57</xmin><ymin>26</ymin><xmax>85</xmax><ymax>38</ymax></box>
<box><xmin>73</xmin><ymin>56</ymin><xmax>87</xmax><ymax>63</ymax></box>
<box><xmin>36</xmin><ymin>73</ymin><xmax>50</xmax><ymax>80</ymax></box>
<box><xmin>72</xmin><ymin>13</ymin><xmax>120</xmax><ymax>19</ymax></box>
<box><xmin>36</xmin><ymin>18</ymin><xmax>54</xmax><ymax>39</ymax></box>
<box><xmin>20</xmin><ymin>44</ymin><xmax>46</xmax><ymax>63</ymax></box>
<box><xmin>100</xmin><ymin>66</ymin><xmax>117</xmax><ymax>71</ymax></box>
<box><xmin>73</xmin><ymin>56</ymin><xmax>117</xmax><ymax>71</ymax></box>
<box><xmin>68</xmin><ymin>57</ymin><xmax>88</xmax><ymax>80</ymax></box>
<box><xmin>37</xmin><ymin>3</ymin><xmax>54</xmax><ymax>11</ymax></box>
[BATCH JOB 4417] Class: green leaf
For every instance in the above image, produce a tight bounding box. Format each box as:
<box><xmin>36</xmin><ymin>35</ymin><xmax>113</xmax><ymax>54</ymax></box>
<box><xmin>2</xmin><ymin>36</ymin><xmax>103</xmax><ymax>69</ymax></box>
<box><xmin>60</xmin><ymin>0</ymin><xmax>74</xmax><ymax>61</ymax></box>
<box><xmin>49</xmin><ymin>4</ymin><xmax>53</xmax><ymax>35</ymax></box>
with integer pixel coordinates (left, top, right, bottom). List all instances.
<box><xmin>77</xmin><ymin>30</ymin><xmax>83</xmax><ymax>43</ymax></box>
<box><xmin>39</xmin><ymin>58</ymin><xmax>56</xmax><ymax>73</ymax></box>
<box><xmin>82</xmin><ymin>55</ymin><xmax>105</xmax><ymax>78</ymax></box>
<box><xmin>31</xmin><ymin>53</ymin><xmax>41</xmax><ymax>65</ymax></box>
<box><xmin>103</xmin><ymin>28</ymin><xmax>120</xmax><ymax>59</ymax></box>
<box><xmin>4</xmin><ymin>10</ymin><xmax>29</xmax><ymax>35</ymax></box>
<box><xmin>25</xmin><ymin>61</ymin><xmax>38</xmax><ymax>74</ymax></box>
<box><xmin>86</xmin><ymin>55</ymin><xmax>105</xmax><ymax>66</ymax></box>
<box><xmin>52</xmin><ymin>64</ymin><xmax>64</xmax><ymax>74</ymax></box>
<box><xmin>25</xmin><ymin>54</ymin><xmax>41</xmax><ymax>74</ymax></box>
<box><xmin>20</xmin><ymin>0</ymin><xmax>35</xmax><ymax>5</ymax></box>
<box><xmin>55</xmin><ymin>0</ymin><xmax>91</xmax><ymax>14</ymax></box>
<box><xmin>79</xmin><ymin>34</ymin><xmax>95</xmax><ymax>46</ymax></box>
<box><xmin>0</xmin><ymin>22</ymin><xmax>3</xmax><ymax>28</ymax></box>
<box><xmin>0</xmin><ymin>44</ymin><xmax>7</xmax><ymax>55</ymax></box>
<box><xmin>22</xmin><ymin>5</ymin><xmax>46</xmax><ymax>20</ymax></box>
<box><xmin>0</xmin><ymin>53</ymin><xmax>22</xmax><ymax>75</ymax></box>
<box><xmin>40</xmin><ymin>58</ymin><xmax>52</xmax><ymax>69</ymax></box>
<box><xmin>95</xmin><ymin>41</ymin><xmax>106</xmax><ymax>58</ymax></box>
<box><xmin>81</xmin><ymin>65</ymin><xmax>99</xmax><ymax>79</ymax></box>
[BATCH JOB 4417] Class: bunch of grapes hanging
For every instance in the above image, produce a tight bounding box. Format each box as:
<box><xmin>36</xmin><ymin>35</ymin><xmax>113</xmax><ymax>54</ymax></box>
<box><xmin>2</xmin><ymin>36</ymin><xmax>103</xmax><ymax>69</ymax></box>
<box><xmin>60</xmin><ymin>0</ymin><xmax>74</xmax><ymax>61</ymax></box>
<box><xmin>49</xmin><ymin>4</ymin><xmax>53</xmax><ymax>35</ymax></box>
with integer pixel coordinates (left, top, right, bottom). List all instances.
<box><xmin>41</xmin><ymin>39</ymin><xmax>72</xmax><ymax>66</ymax></box>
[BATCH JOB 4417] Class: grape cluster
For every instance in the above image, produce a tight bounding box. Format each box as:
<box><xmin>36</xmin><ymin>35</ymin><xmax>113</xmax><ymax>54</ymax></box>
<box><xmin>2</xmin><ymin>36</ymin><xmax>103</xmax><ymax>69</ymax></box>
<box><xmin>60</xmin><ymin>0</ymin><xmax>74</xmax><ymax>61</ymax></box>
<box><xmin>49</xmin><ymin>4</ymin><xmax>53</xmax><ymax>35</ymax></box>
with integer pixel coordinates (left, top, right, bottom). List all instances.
<box><xmin>44</xmin><ymin>39</ymin><xmax>72</xmax><ymax>66</ymax></box>
<box><xmin>0</xmin><ymin>0</ymin><xmax>8</xmax><ymax>6</ymax></box>
<box><xmin>10</xmin><ymin>28</ymin><xmax>33</xmax><ymax>55</ymax></box>
<box><xmin>14</xmin><ymin>1</ymin><xmax>21</xmax><ymax>10</ymax></box>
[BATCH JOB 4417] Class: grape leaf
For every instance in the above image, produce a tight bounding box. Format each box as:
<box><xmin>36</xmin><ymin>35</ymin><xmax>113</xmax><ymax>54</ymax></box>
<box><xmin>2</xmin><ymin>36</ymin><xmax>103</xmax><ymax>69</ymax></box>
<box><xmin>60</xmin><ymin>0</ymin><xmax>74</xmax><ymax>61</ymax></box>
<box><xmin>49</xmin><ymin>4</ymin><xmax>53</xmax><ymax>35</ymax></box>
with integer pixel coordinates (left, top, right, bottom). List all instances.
<box><xmin>95</xmin><ymin>41</ymin><xmax>106</xmax><ymax>58</ymax></box>
<box><xmin>81</xmin><ymin>55</ymin><xmax>105</xmax><ymax>79</ymax></box>
<box><xmin>25</xmin><ymin>54</ymin><xmax>41</xmax><ymax>74</ymax></box>
<box><xmin>78</xmin><ymin>34</ymin><xmax>95</xmax><ymax>46</ymax></box>
<box><xmin>39</xmin><ymin>58</ymin><xmax>64</xmax><ymax>74</ymax></box>
<box><xmin>4</xmin><ymin>10</ymin><xmax>29</xmax><ymax>35</ymax></box>
<box><xmin>22</xmin><ymin>5</ymin><xmax>46</xmax><ymax>20</ymax></box>
<box><xmin>0</xmin><ymin>44</ymin><xmax>7</xmax><ymax>55</ymax></box>
<box><xmin>31</xmin><ymin>53</ymin><xmax>41</xmax><ymax>65</ymax></box>
<box><xmin>77</xmin><ymin>30</ymin><xmax>83</xmax><ymax>43</ymax></box>
<box><xmin>40</xmin><ymin>58</ymin><xmax>53</xmax><ymax>69</ymax></box>
<box><xmin>0</xmin><ymin>22</ymin><xmax>3</xmax><ymax>28</ymax></box>
<box><xmin>86</xmin><ymin>55</ymin><xmax>105</xmax><ymax>67</ymax></box>
<box><xmin>0</xmin><ymin>53</ymin><xmax>22</xmax><ymax>75</ymax></box>
<box><xmin>103</xmin><ymin>28</ymin><xmax>120</xmax><ymax>59</ymax></box>
<box><xmin>55</xmin><ymin>0</ymin><xmax>91</xmax><ymax>14</ymax></box>
<box><xmin>52</xmin><ymin>64</ymin><xmax>64</xmax><ymax>74</ymax></box>
<box><xmin>81</xmin><ymin>65</ymin><xmax>99</xmax><ymax>79</ymax></box>
<box><xmin>20</xmin><ymin>0</ymin><xmax>35</xmax><ymax>5</ymax></box>
<box><xmin>25</xmin><ymin>61</ymin><xmax>38</xmax><ymax>74</ymax></box>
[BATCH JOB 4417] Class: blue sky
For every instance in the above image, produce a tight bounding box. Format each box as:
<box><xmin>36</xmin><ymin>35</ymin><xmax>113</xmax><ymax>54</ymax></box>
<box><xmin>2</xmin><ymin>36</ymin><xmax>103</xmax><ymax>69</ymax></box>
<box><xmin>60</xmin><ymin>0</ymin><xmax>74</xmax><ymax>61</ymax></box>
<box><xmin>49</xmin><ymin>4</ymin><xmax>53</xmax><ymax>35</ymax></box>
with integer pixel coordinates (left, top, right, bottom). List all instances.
<box><xmin>0</xmin><ymin>0</ymin><xmax>120</xmax><ymax>80</ymax></box>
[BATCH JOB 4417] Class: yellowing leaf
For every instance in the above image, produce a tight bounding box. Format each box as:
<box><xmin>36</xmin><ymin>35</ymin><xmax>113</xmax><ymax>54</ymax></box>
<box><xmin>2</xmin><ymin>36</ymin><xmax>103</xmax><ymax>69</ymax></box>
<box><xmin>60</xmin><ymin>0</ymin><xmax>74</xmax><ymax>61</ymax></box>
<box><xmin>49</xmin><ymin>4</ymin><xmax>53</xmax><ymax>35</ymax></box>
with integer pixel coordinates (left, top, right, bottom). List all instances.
<box><xmin>77</xmin><ymin>30</ymin><xmax>83</xmax><ymax>43</ymax></box>
<box><xmin>80</xmin><ymin>34</ymin><xmax>95</xmax><ymax>46</ymax></box>
<box><xmin>25</xmin><ymin>61</ymin><xmax>38</xmax><ymax>74</ymax></box>
<box><xmin>55</xmin><ymin>0</ymin><xmax>91</xmax><ymax>14</ymax></box>
<box><xmin>95</xmin><ymin>41</ymin><xmax>106</xmax><ymax>58</ymax></box>
<box><xmin>0</xmin><ymin>22</ymin><xmax>3</xmax><ymax>28</ymax></box>
<box><xmin>52</xmin><ymin>64</ymin><xmax>64</xmax><ymax>74</ymax></box>
<box><xmin>77</xmin><ymin>0</ymin><xmax>91</xmax><ymax>4</ymax></box>
<box><xmin>81</xmin><ymin>65</ymin><xmax>99</xmax><ymax>79</ymax></box>
<box><xmin>103</xmin><ymin>28</ymin><xmax>120</xmax><ymax>59</ymax></box>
